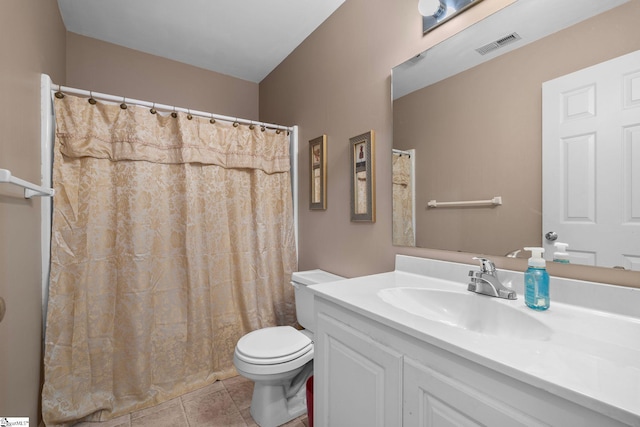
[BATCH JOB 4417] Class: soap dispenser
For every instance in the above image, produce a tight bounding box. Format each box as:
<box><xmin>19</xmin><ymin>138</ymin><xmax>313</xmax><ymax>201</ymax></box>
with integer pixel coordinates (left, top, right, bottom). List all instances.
<box><xmin>553</xmin><ymin>242</ymin><xmax>570</xmax><ymax>264</ymax></box>
<box><xmin>523</xmin><ymin>247</ymin><xmax>550</xmax><ymax>311</ymax></box>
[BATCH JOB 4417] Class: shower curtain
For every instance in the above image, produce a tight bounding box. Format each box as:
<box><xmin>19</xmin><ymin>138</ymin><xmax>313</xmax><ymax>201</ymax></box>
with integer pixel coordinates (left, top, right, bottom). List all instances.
<box><xmin>392</xmin><ymin>152</ymin><xmax>415</xmax><ymax>247</ymax></box>
<box><xmin>42</xmin><ymin>94</ymin><xmax>297</xmax><ymax>426</ymax></box>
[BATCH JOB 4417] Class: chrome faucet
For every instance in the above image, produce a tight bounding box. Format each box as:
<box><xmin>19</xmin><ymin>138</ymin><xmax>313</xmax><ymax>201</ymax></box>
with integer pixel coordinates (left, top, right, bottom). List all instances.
<box><xmin>468</xmin><ymin>257</ymin><xmax>516</xmax><ymax>300</ymax></box>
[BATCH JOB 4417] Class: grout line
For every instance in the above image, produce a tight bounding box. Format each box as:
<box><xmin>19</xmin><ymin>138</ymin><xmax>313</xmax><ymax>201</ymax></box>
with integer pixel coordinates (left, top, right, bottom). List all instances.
<box><xmin>222</xmin><ymin>377</ymin><xmax>252</xmax><ymax>426</ymax></box>
<box><xmin>227</xmin><ymin>384</ymin><xmax>249</xmax><ymax>426</ymax></box>
<box><xmin>178</xmin><ymin>394</ymin><xmax>191</xmax><ymax>427</ymax></box>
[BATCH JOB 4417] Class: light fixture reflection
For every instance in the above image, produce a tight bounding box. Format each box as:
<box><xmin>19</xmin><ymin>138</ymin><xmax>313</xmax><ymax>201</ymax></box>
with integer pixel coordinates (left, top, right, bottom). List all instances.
<box><xmin>418</xmin><ymin>0</ymin><xmax>441</xmax><ymax>16</ymax></box>
<box><xmin>420</xmin><ymin>0</ymin><xmax>485</xmax><ymax>34</ymax></box>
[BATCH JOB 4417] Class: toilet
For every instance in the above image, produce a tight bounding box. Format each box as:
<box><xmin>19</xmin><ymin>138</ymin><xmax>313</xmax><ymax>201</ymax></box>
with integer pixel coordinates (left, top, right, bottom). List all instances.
<box><xmin>233</xmin><ymin>269</ymin><xmax>344</xmax><ymax>427</ymax></box>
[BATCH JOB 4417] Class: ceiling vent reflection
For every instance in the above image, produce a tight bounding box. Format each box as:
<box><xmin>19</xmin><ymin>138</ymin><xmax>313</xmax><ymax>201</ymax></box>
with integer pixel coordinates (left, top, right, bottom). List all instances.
<box><xmin>476</xmin><ymin>32</ymin><xmax>523</xmax><ymax>56</ymax></box>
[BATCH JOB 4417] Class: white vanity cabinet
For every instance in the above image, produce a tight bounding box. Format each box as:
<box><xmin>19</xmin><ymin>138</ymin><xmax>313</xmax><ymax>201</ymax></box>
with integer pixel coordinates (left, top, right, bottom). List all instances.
<box><xmin>314</xmin><ymin>299</ymin><xmax>403</xmax><ymax>426</ymax></box>
<box><xmin>314</xmin><ymin>297</ymin><xmax>632</xmax><ymax>427</ymax></box>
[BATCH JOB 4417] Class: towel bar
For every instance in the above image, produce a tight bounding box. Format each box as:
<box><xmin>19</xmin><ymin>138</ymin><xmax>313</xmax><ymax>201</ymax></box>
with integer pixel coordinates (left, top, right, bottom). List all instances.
<box><xmin>427</xmin><ymin>196</ymin><xmax>502</xmax><ymax>208</ymax></box>
<box><xmin>0</xmin><ymin>168</ymin><xmax>54</xmax><ymax>198</ymax></box>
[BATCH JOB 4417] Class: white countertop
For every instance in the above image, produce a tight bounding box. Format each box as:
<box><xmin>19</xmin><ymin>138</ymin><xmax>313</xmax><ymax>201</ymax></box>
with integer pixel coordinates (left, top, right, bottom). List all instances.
<box><xmin>309</xmin><ymin>255</ymin><xmax>640</xmax><ymax>426</ymax></box>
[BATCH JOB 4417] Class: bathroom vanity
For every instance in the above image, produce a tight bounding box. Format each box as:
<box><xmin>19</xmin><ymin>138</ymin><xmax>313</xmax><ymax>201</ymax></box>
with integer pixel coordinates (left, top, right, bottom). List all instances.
<box><xmin>310</xmin><ymin>255</ymin><xmax>640</xmax><ymax>426</ymax></box>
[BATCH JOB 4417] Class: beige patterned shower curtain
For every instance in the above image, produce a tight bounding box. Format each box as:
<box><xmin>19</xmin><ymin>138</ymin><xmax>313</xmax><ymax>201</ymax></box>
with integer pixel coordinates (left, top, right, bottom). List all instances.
<box><xmin>392</xmin><ymin>152</ymin><xmax>415</xmax><ymax>247</ymax></box>
<box><xmin>42</xmin><ymin>94</ymin><xmax>297</xmax><ymax>426</ymax></box>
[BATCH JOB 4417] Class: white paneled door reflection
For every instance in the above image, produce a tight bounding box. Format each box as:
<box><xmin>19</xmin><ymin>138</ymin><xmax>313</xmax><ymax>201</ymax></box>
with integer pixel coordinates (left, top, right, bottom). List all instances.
<box><xmin>542</xmin><ymin>49</ymin><xmax>640</xmax><ymax>270</ymax></box>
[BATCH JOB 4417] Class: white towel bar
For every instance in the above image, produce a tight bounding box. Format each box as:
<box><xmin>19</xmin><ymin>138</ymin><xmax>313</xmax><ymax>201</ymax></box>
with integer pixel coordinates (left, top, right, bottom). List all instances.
<box><xmin>427</xmin><ymin>196</ymin><xmax>502</xmax><ymax>208</ymax></box>
<box><xmin>0</xmin><ymin>168</ymin><xmax>54</xmax><ymax>198</ymax></box>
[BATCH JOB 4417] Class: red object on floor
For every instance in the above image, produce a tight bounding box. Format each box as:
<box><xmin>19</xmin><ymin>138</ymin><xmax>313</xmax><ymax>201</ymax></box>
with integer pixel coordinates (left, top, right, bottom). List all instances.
<box><xmin>306</xmin><ymin>375</ymin><xmax>314</xmax><ymax>427</ymax></box>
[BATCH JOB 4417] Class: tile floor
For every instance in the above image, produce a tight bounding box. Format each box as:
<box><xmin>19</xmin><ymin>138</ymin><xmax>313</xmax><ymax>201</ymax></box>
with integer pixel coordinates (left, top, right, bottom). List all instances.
<box><xmin>73</xmin><ymin>375</ymin><xmax>309</xmax><ymax>427</ymax></box>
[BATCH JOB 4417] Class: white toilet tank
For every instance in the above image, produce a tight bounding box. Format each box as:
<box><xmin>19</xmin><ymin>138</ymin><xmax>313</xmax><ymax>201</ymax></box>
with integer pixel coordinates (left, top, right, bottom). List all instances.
<box><xmin>291</xmin><ymin>269</ymin><xmax>344</xmax><ymax>332</ymax></box>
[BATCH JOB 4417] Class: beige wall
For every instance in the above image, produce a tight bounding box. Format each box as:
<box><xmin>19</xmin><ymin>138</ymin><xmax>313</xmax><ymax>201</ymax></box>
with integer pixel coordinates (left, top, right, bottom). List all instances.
<box><xmin>394</xmin><ymin>1</ymin><xmax>640</xmax><ymax>257</ymax></box>
<box><xmin>66</xmin><ymin>33</ymin><xmax>259</xmax><ymax>120</ymax></box>
<box><xmin>0</xmin><ymin>0</ymin><xmax>66</xmax><ymax>423</ymax></box>
<box><xmin>260</xmin><ymin>0</ymin><xmax>640</xmax><ymax>287</ymax></box>
<box><xmin>258</xmin><ymin>0</ymin><xmax>513</xmax><ymax>278</ymax></box>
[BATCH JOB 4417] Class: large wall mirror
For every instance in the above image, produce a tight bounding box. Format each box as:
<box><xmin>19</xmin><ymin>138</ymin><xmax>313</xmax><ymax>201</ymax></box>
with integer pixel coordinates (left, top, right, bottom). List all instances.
<box><xmin>392</xmin><ymin>0</ymin><xmax>640</xmax><ymax>271</ymax></box>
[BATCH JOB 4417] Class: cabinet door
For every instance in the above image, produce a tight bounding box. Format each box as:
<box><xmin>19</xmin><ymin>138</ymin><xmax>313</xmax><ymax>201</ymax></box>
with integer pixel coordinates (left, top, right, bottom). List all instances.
<box><xmin>315</xmin><ymin>310</ymin><xmax>403</xmax><ymax>427</ymax></box>
<box><xmin>403</xmin><ymin>357</ymin><xmax>545</xmax><ymax>427</ymax></box>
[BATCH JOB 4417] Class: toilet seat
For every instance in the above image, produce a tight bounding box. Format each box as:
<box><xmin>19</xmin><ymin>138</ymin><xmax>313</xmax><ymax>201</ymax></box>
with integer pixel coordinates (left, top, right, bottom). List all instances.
<box><xmin>232</xmin><ymin>270</ymin><xmax>344</xmax><ymax>427</ymax></box>
<box><xmin>235</xmin><ymin>326</ymin><xmax>312</xmax><ymax>365</ymax></box>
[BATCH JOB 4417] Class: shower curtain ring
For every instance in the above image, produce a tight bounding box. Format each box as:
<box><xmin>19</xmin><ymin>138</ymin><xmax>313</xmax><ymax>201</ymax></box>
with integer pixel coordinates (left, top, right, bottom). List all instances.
<box><xmin>233</xmin><ymin>119</ymin><xmax>239</xmax><ymax>128</ymax></box>
<box><xmin>276</xmin><ymin>129</ymin><xmax>281</xmax><ymax>134</ymax></box>
<box><xmin>120</xmin><ymin>97</ymin><xmax>128</xmax><ymax>110</ymax></box>
<box><xmin>171</xmin><ymin>108</ymin><xmax>178</xmax><ymax>118</ymax></box>
<box><xmin>54</xmin><ymin>86</ymin><xmax>65</xmax><ymax>99</ymax></box>
<box><xmin>88</xmin><ymin>91</ymin><xmax>97</xmax><ymax>105</ymax></box>
<box><xmin>249</xmin><ymin>121</ymin><xmax>255</xmax><ymax>130</ymax></box>
<box><xmin>260</xmin><ymin>124</ymin><xmax>266</xmax><ymax>132</ymax></box>
<box><xmin>209</xmin><ymin>114</ymin><xmax>216</xmax><ymax>124</ymax></box>
<box><xmin>187</xmin><ymin>109</ymin><xmax>193</xmax><ymax>120</ymax></box>
<box><xmin>150</xmin><ymin>103</ymin><xmax>157</xmax><ymax>114</ymax></box>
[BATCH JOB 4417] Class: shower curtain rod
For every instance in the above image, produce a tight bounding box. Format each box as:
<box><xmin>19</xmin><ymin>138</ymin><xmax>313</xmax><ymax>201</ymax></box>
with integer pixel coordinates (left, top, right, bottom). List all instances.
<box><xmin>51</xmin><ymin>83</ymin><xmax>293</xmax><ymax>132</ymax></box>
<box><xmin>392</xmin><ymin>148</ymin><xmax>412</xmax><ymax>156</ymax></box>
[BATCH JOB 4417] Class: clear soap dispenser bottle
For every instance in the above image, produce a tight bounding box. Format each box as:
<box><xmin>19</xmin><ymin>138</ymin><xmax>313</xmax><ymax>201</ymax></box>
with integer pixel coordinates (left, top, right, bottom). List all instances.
<box><xmin>523</xmin><ymin>247</ymin><xmax>549</xmax><ymax>311</ymax></box>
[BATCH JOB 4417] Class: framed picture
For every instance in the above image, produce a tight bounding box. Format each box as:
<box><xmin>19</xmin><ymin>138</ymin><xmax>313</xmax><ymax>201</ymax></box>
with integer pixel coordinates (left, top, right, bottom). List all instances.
<box><xmin>349</xmin><ymin>130</ymin><xmax>375</xmax><ymax>222</ymax></box>
<box><xmin>310</xmin><ymin>135</ymin><xmax>327</xmax><ymax>210</ymax></box>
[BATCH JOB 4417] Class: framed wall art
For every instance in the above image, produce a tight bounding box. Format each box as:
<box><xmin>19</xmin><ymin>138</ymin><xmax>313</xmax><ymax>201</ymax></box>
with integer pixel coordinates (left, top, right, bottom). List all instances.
<box><xmin>349</xmin><ymin>130</ymin><xmax>375</xmax><ymax>222</ymax></box>
<box><xmin>310</xmin><ymin>135</ymin><xmax>327</xmax><ymax>210</ymax></box>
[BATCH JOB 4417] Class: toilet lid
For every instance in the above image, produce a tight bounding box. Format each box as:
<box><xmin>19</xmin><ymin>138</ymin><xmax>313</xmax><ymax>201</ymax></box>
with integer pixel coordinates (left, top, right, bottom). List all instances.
<box><xmin>236</xmin><ymin>326</ymin><xmax>312</xmax><ymax>365</ymax></box>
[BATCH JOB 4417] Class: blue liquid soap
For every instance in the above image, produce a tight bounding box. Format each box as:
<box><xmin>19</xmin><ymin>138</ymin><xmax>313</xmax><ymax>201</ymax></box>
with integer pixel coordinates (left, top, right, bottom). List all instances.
<box><xmin>523</xmin><ymin>247</ymin><xmax>550</xmax><ymax>311</ymax></box>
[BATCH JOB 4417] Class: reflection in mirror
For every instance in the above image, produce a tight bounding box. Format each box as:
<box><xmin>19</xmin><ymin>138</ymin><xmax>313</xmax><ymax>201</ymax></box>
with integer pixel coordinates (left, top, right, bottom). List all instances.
<box><xmin>392</xmin><ymin>149</ymin><xmax>416</xmax><ymax>246</ymax></box>
<box><xmin>542</xmin><ymin>50</ymin><xmax>640</xmax><ymax>269</ymax></box>
<box><xmin>419</xmin><ymin>0</ymin><xmax>485</xmax><ymax>34</ymax></box>
<box><xmin>392</xmin><ymin>0</ymin><xmax>640</xmax><ymax>270</ymax></box>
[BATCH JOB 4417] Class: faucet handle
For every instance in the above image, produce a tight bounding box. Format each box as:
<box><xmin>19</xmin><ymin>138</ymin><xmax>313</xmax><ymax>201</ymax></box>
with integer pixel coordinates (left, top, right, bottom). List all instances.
<box><xmin>472</xmin><ymin>257</ymin><xmax>496</xmax><ymax>274</ymax></box>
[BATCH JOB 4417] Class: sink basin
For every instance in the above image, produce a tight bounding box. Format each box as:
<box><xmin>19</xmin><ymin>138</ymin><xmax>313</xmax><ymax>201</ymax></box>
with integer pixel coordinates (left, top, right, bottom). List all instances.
<box><xmin>378</xmin><ymin>287</ymin><xmax>552</xmax><ymax>340</ymax></box>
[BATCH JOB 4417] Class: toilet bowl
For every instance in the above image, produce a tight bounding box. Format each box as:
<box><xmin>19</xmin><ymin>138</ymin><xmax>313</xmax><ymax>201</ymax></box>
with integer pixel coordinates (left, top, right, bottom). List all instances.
<box><xmin>233</xmin><ymin>270</ymin><xmax>344</xmax><ymax>427</ymax></box>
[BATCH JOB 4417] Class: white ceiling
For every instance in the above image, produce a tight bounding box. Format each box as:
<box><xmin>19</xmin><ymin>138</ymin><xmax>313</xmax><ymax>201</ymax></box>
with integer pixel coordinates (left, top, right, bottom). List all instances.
<box><xmin>56</xmin><ymin>0</ymin><xmax>346</xmax><ymax>83</ymax></box>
